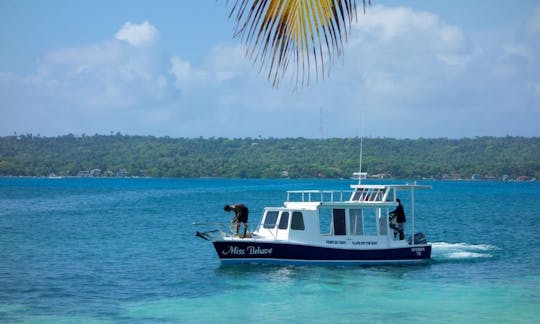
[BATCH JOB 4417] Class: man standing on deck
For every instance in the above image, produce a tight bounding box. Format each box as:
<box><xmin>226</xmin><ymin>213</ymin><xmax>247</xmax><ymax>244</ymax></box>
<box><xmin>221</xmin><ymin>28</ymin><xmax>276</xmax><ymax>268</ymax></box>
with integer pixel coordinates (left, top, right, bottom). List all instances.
<box><xmin>390</xmin><ymin>198</ymin><xmax>406</xmax><ymax>240</ymax></box>
<box><xmin>224</xmin><ymin>204</ymin><xmax>249</xmax><ymax>238</ymax></box>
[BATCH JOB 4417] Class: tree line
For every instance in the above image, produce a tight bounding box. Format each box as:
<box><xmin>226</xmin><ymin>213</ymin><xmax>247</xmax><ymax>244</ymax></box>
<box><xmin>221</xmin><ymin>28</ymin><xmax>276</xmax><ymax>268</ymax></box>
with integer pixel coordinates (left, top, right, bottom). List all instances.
<box><xmin>0</xmin><ymin>134</ymin><xmax>539</xmax><ymax>180</ymax></box>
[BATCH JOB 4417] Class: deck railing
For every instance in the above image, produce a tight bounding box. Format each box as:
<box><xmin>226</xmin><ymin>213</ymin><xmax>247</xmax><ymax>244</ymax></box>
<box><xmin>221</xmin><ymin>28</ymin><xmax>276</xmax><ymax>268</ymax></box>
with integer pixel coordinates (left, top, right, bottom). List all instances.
<box><xmin>286</xmin><ymin>190</ymin><xmax>353</xmax><ymax>203</ymax></box>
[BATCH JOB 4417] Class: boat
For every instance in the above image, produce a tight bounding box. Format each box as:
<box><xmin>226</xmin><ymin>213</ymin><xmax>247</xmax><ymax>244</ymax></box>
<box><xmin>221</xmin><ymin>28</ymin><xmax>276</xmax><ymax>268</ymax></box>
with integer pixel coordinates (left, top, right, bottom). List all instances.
<box><xmin>194</xmin><ymin>182</ymin><xmax>432</xmax><ymax>265</ymax></box>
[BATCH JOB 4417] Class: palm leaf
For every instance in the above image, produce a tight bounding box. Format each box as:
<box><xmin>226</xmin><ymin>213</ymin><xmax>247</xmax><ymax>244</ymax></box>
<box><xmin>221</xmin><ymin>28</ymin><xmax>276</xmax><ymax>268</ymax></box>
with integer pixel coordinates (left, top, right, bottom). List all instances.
<box><xmin>227</xmin><ymin>0</ymin><xmax>369</xmax><ymax>87</ymax></box>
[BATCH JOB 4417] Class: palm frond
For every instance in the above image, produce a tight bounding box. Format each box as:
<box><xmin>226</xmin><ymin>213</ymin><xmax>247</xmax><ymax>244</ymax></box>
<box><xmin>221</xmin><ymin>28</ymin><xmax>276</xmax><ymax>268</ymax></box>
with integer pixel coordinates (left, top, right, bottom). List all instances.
<box><xmin>227</xmin><ymin>0</ymin><xmax>368</xmax><ymax>87</ymax></box>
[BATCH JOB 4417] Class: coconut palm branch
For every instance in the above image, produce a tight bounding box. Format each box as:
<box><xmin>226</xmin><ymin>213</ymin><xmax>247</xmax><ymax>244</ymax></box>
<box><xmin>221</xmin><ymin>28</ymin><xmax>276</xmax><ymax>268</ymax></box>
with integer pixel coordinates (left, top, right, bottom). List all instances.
<box><xmin>226</xmin><ymin>0</ymin><xmax>369</xmax><ymax>87</ymax></box>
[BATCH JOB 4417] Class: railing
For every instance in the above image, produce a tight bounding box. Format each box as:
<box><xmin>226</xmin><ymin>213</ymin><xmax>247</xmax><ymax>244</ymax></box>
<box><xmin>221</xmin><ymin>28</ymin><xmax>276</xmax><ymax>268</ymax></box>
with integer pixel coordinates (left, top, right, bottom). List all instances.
<box><xmin>193</xmin><ymin>222</ymin><xmax>254</xmax><ymax>237</ymax></box>
<box><xmin>286</xmin><ymin>190</ymin><xmax>353</xmax><ymax>203</ymax></box>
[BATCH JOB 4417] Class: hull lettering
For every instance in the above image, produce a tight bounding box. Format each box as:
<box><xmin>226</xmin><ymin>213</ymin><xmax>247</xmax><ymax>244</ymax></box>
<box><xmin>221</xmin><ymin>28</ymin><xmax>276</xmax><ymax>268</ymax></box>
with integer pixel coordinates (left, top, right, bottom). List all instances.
<box><xmin>222</xmin><ymin>245</ymin><xmax>273</xmax><ymax>256</ymax></box>
<box><xmin>352</xmin><ymin>241</ymin><xmax>378</xmax><ymax>246</ymax></box>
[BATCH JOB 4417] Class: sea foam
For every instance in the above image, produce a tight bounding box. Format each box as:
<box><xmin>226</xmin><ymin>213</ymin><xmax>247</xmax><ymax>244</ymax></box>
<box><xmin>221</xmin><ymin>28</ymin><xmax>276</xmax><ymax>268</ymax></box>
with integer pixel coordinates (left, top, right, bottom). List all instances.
<box><xmin>430</xmin><ymin>242</ymin><xmax>499</xmax><ymax>261</ymax></box>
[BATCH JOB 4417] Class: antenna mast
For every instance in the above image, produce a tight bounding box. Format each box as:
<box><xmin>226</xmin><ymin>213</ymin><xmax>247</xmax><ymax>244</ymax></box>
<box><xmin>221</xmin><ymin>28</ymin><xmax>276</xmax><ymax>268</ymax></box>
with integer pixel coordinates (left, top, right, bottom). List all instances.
<box><xmin>359</xmin><ymin>138</ymin><xmax>363</xmax><ymax>184</ymax></box>
<box><xmin>357</xmin><ymin>114</ymin><xmax>366</xmax><ymax>184</ymax></box>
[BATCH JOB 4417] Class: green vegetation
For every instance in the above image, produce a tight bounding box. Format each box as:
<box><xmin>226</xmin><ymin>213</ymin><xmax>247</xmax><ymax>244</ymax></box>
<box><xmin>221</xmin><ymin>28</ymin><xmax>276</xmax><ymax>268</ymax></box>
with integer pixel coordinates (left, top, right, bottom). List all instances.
<box><xmin>1</xmin><ymin>134</ymin><xmax>539</xmax><ymax>180</ymax></box>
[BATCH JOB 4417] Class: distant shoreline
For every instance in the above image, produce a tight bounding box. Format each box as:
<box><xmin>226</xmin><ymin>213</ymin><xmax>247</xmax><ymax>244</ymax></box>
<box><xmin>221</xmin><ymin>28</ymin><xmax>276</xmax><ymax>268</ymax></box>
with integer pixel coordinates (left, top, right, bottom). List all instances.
<box><xmin>0</xmin><ymin>176</ymin><xmax>537</xmax><ymax>183</ymax></box>
<box><xmin>1</xmin><ymin>135</ymin><xmax>539</xmax><ymax>180</ymax></box>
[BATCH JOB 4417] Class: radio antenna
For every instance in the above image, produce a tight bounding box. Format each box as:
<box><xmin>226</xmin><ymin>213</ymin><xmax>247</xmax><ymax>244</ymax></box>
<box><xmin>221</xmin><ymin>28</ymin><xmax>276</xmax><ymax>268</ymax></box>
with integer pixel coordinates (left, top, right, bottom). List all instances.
<box><xmin>356</xmin><ymin>114</ymin><xmax>366</xmax><ymax>184</ymax></box>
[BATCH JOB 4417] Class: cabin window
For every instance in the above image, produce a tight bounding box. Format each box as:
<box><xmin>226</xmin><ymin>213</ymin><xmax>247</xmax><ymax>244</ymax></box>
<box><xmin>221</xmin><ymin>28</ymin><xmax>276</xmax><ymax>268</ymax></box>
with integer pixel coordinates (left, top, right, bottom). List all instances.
<box><xmin>363</xmin><ymin>208</ymin><xmax>378</xmax><ymax>236</ymax></box>
<box><xmin>319</xmin><ymin>208</ymin><xmax>332</xmax><ymax>234</ymax></box>
<box><xmin>379</xmin><ymin>213</ymin><xmax>388</xmax><ymax>235</ymax></box>
<box><xmin>263</xmin><ymin>211</ymin><xmax>279</xmax><ymax>229</ymax></box>
<box><xmin>333</xmin><ymin>209</ymin><xmax>346</xmax><ymax>235</ymax></box>
<box><xmin>278</xmin><ymin>212</ymin><xmax>289</xmax><ymax>229</ymax></box>
<box><xmin>291</xmin><ymin>212</ymin><xmax>305</xmax><ymax>230</ymax></box>
<box><xmin>350</xmin><ymin>209</ymin><xmax>363</xmax><ymax>235</ymax></box>
<box><xmin>349</xmin><ymin>208</ymin><xmax>378</xmax><ymax>236</ymax></box>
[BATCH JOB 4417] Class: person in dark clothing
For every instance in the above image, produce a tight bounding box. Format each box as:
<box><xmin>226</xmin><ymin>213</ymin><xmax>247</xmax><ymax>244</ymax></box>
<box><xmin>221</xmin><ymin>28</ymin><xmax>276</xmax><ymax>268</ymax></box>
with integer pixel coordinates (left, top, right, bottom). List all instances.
<box><xmin>388</xmin><ymin>213</ymin><xmax>399</xmax><ymax>239</ymax></box>
<box><xmin>389</xmin><ymin>198</ymin><xmax>406</xmax><ymax>240</ymax></box>
<box><xmin>224</xmin><ymin>204</ymin><xmax>249</xmax><ymax>238</ymax></box>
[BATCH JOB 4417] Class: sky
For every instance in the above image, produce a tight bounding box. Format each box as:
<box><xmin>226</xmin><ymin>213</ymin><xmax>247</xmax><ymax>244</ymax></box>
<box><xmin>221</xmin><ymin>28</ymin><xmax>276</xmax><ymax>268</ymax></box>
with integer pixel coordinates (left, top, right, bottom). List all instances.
<box><xmin>1</xmin><ymin>0</ymin><xmax>539</xmax><ymax>139</ymax></box>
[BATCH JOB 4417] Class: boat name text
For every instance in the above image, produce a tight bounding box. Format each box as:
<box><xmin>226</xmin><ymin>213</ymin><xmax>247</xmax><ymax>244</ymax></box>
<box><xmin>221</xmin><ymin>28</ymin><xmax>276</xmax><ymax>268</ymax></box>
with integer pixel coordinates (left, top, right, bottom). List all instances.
<box><xmin>222</xmin><ymin>245</ymin><xmax>273</xmax><ymax>256</ymax></box>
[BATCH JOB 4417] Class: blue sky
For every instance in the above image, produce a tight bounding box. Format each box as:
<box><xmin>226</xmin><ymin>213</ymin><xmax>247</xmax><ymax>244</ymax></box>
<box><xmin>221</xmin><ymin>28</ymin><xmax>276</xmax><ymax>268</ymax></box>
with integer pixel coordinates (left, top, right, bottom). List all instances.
<box><xmin>1</xmin><ymin>0</ymin><xmax>539</xmax><ymax>138</ymax></box>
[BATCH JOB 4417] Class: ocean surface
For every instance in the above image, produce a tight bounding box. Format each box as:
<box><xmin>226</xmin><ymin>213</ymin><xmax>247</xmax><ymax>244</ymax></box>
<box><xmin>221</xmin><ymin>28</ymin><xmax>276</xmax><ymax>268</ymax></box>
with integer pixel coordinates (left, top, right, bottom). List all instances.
<box><xmin>0</xmin><ymin>177</ymin><xmax>539</xmax><ymax>323</ymax></box>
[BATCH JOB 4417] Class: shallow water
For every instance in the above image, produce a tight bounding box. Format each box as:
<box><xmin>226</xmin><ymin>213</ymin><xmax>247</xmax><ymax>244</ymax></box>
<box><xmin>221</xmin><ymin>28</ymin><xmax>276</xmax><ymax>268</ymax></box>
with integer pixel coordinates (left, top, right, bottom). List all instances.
<box><xmin>0</xmin><ymin>178</ymin><xmax>539</xmax><ymax>323</ymax></box>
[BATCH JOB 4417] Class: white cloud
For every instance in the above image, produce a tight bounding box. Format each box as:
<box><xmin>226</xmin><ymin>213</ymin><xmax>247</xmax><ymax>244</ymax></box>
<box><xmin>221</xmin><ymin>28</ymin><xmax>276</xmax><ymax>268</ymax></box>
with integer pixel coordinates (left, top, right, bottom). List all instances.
<box><xmin>436</xmin><ymin>53</ymin><xmax>471</xmax><ymax>67</ymax></box>
<box><xmin>115</xmin><ymin>21</ymin><xmax>158</xmax><ymax>47</ymax></box>
<box><xmin>302</xmin><ymin>4</ymin><xmax>539</xmax><ymax>138</ymax></box>
<box><xmin>205</xmin><ymin>44</ymin><xmax>251</xmax><ymax>81</ymax></box>
<box><xmin>170</xmin><ymin>56</ymin><xmax>191</xmax><ymax>83</ymax></box>
<box><xmin>1</xmin><ymin>6</ymin><xmax>539</xmax><ymax>139</ymax></box>
<box><xmin>353</xmin><ymin>6</ymin><xmax>470</xmax><ymax>67</ymax></box>
<box><xmin>169</xmin><ymin>44</ymin><xmax>256</xmax><ymax>94</ymax></box>
<box><xmin>169</xmin><ymin>56</ymin><xmax>210</xmax><ymax>90</ymax></box>
<box><xmin>0</xmin><ymin>20</ymin><xmax>186</xmax><ymax>136</ymax></box>
<box><xmin>45</xmin><ymin>41</ymin><xmax>124</xmax><ymax>67</ymax></box>
<box><xmin>502</xmin><ymin>43</ymin><xmax>531</xmax><ymax>58</ymax></box>
<box><xmin>39</xmin><ymin>41</ymin><xmax>172</xmax><ymax>110</ymax></box>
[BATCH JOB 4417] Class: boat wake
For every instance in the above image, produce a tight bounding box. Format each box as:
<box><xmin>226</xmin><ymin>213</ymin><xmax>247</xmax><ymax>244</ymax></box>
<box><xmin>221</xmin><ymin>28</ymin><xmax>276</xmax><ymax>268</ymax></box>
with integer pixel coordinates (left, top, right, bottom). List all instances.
<box><xmin>430</xmin><ymin>242</ymin><xmax>499</xmax><ymax>262</ymax></box>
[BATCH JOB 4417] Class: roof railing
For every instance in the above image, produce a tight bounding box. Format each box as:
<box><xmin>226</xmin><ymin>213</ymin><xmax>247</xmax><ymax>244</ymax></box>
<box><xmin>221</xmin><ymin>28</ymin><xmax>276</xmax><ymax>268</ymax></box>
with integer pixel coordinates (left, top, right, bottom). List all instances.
<box><xmin>286</xmin><ymin>190</ymin><xmax>352</xmax><ymax>203</ymax></box>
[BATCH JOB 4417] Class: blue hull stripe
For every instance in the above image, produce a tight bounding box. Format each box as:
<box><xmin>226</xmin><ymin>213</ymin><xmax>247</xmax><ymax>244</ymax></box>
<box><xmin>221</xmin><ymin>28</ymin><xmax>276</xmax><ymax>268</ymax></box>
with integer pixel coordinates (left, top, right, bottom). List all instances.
<box><xmin>213</xmin><ymin>241</ymin><xmax>431</xmax><ymax>264</ymax></box>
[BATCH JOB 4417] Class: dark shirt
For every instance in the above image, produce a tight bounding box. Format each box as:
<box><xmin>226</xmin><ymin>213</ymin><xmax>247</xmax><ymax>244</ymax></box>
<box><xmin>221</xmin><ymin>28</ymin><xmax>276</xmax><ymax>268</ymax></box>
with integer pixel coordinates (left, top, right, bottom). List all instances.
<box><xmin>393</xmin><ymin>204</ymin><xmax>406</xmax><ymax>223</ymax></box>
<box><xmin>230</xmin><ymin>204</ymin><xmax>249</xmax><ymax>223</ymax></box>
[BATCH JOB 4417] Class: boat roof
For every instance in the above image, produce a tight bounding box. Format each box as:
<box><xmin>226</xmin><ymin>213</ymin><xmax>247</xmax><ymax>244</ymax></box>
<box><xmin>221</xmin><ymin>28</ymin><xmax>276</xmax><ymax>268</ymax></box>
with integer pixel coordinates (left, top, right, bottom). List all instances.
<box><xmin>283</xmin><ymin>183</ymin><xmax>431</xmax><ymax>207</ymax></box>
<box><xmin>282</xmin><ymin>201</ymin><xmax>398</xmax><ymax>209</ymax></box>
<box><xmin>350</xmin><ymin>183</ymin><xmax>431</xmax><ymax>191</ymax></box>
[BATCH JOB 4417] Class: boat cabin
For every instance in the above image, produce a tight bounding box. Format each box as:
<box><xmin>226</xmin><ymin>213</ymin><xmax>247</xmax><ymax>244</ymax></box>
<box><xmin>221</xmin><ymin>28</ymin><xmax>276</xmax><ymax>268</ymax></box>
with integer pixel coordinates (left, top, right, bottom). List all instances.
<box><xmin>253</xmin><ymin>184</ymin><xmax>429</xmax><ymax>246</ymax></box>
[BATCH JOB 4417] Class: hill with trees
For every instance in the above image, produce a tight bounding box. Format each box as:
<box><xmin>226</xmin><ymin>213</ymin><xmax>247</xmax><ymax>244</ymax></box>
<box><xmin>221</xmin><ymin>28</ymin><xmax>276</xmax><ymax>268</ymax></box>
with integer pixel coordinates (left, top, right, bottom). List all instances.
<box><xmin>0</xmin><ymin>134</ymin><xmax>539</xmax><ymax>180</ymax></box>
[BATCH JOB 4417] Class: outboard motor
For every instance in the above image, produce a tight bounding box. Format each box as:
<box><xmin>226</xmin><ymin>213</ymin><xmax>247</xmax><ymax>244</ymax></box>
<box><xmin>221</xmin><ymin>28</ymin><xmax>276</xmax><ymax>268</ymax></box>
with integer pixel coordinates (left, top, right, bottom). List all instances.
<box><xmin>408</xmin><ymin>232</ymin><xmax>427</xmax><ymax>245</ymax></box>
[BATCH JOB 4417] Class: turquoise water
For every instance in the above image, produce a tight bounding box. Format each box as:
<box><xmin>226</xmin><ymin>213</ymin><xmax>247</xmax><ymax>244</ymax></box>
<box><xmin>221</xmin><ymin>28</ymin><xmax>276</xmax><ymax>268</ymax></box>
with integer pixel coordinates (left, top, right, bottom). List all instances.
<box><xmin>0</xmin><ymin>178</ymin><xmax>539</xmax><ymax>323</ymax></box>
